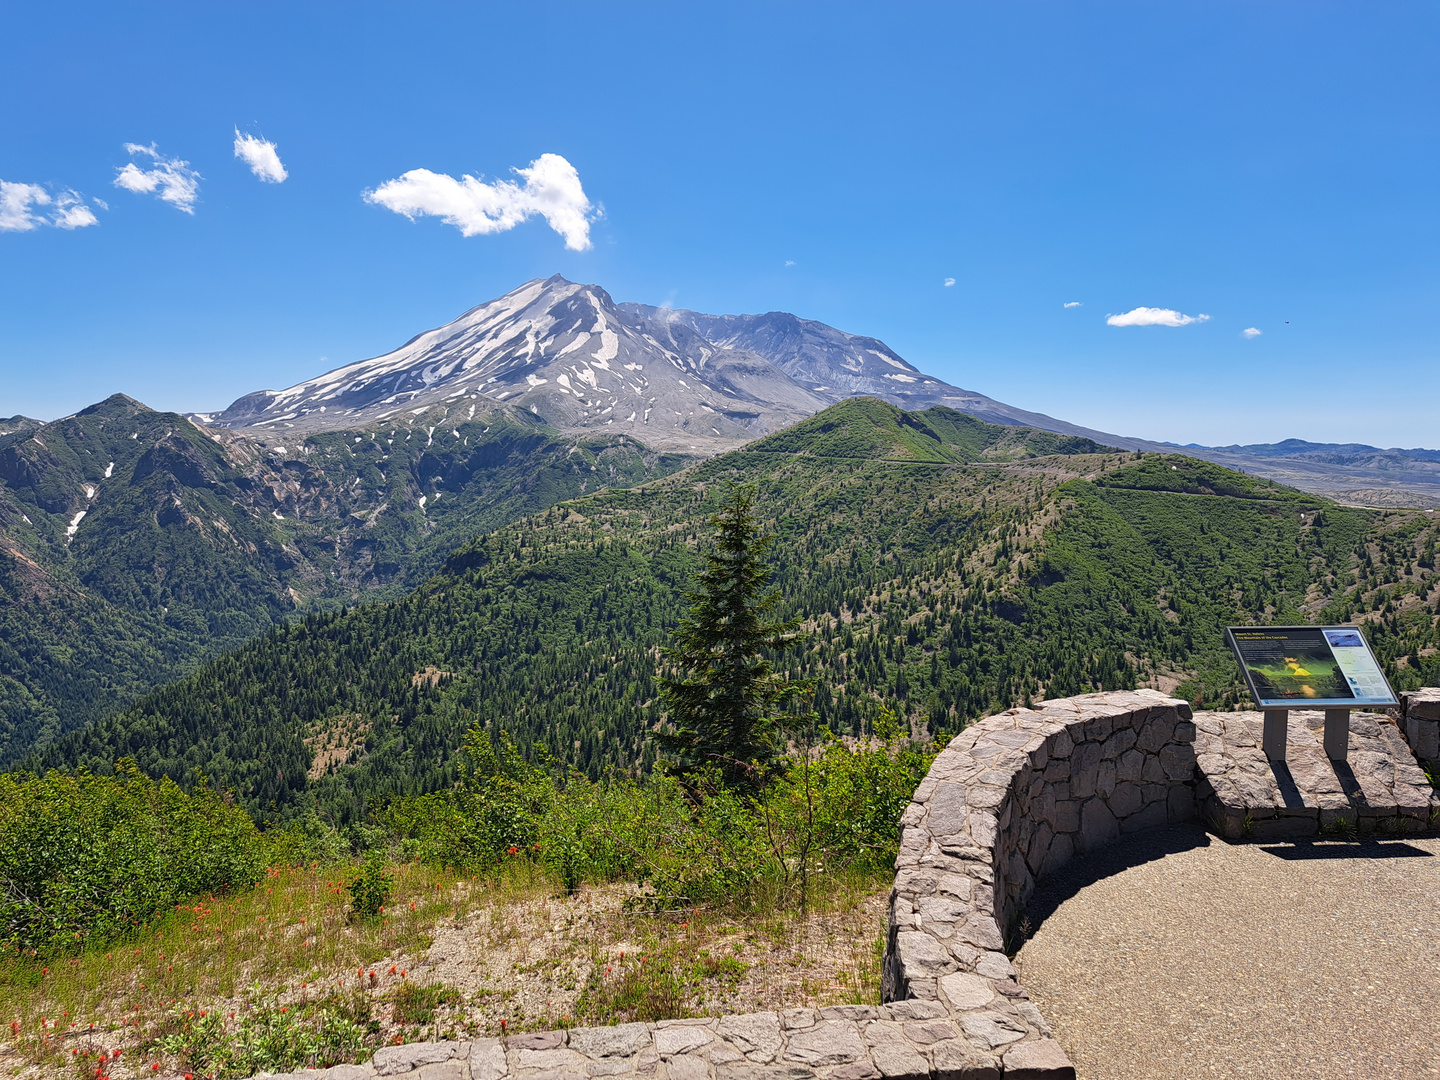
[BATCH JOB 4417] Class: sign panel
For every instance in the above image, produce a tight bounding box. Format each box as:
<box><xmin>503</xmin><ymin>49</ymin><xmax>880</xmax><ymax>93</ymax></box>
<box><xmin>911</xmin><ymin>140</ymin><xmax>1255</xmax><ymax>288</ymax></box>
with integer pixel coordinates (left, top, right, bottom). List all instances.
<box><xmin>1225</xmin><ymin>625</ymin><xmax>1398</xmax><ymax>709</ymax></box>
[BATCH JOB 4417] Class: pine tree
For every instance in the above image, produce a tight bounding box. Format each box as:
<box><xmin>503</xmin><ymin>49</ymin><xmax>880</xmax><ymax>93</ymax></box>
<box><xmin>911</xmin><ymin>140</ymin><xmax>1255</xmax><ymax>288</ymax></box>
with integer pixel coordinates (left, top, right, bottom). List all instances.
<box><xmin>658</xmin><ymin>482</ymin><xmax>804</xmax><ymax>791</ymax></box>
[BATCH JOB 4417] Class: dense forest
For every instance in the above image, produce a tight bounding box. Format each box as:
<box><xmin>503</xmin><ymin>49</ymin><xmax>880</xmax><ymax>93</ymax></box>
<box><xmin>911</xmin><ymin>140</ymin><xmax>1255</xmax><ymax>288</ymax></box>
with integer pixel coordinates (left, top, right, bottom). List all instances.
<box><xmin>25</xmin><ymin>399</ymin><xmax>1440</xmax><ymax>825</ymax></box>
<box><xmin>0</xmin><ymin>394</ymin><xmax>692</xmax><ymax>759</ymax></box>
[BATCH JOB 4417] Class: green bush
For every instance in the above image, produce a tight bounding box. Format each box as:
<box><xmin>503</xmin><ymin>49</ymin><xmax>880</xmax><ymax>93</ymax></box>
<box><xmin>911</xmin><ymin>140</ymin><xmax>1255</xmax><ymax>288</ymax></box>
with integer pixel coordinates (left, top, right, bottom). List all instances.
<box><xmin>347</xmin><ymin>850</ymin><xmax>394</xmax><ymax>917</ymax></box>
<box><xmin>152</xmin><ymin>987</ymin><xmax>375</xmax><ymax>1078</ymax></box>
<box><xmin>382</xmin><ymin>716</ymin><xmax>936</xmax><ymax>910</ymax></box>
<box><xmin>0</xmin><ymin>762</ymin><xmax>265</xmax><ymax>953</ymax></box>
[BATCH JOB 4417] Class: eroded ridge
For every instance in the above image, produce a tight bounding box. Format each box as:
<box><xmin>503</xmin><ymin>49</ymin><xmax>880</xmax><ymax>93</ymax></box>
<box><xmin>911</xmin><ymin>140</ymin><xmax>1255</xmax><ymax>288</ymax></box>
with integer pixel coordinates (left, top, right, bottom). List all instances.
<box><xmin>880</xmin><ymin>688</ymin><xmax>1199</xmax><ymax>1078</ymax></box>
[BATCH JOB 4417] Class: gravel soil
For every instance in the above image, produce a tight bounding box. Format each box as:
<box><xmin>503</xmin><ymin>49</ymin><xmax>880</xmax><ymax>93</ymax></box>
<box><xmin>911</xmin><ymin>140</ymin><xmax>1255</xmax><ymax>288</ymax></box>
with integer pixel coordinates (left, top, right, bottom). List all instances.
<box><xmin>1014</xmin><ymin>826</ymin><xmax>1440</xmax><ymax>1080</ymax></box>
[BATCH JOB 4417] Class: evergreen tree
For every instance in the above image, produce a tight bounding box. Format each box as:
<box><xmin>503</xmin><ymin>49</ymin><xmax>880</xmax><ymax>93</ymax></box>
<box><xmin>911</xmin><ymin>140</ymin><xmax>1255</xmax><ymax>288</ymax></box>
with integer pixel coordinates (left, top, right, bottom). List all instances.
<box><xmin>658</xmin><ymin>482</ymin><xmax>805</xmax><ymax>791</ymax></box>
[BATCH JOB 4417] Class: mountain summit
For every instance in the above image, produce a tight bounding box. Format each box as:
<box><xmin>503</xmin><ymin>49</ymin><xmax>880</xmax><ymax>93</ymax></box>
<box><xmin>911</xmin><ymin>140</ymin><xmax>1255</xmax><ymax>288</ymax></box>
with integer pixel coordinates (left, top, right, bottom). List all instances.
<box><xmin>205</xmin><ymin>275</ymin><xmax>1094</xmax><ymax>451</ymax></box>
<box><xmin>206</xmin><ymin>276</ymin><xmax>831</xmax><ymax>451</ymax></box>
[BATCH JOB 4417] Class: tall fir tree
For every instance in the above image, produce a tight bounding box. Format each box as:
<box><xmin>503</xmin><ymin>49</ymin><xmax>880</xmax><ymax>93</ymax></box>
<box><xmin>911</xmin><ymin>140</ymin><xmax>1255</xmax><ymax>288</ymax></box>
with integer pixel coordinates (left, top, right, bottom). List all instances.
<box><xmin>658</xmin><ymin>482</ymin><xmax>805</xmax><ymax>791</ymax></box>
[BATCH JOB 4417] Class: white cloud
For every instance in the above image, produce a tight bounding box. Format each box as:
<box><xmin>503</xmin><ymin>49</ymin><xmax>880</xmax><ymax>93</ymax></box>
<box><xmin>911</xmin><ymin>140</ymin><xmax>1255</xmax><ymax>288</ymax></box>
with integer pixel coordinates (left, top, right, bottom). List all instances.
<box><xmin>1</xmin><ymin>180</ymin><xmax>101</xmax><ymax>232</ymax></box>
<box><xmin>233</xmin><ymin>130</ymin><xmax>288</xmax><ymax>183</ymax></box>
<box><xmin>50</xmin><ymin>191</ymin><xmax>98</xmax><ymax>229</ymax></box>
<box><xmin>364</xmin><ymin>153</ymin><xmax>595</xmax><ymax>251</ymax></box>
<box><xmin>1106</xmin><ymin>306</ymin><xmax>1210</xmax><ymax>328</ymax></box>
<box><xmin>1063</xmin><ymin>301</ymin><xmax>1082</xmax><ymax>308</ymax></box>
<box><xmin>0</xmin><ymin>181</ymin><xmax>50</xmax><ymax>232</ymax></box>
<box><xmin>114</xmin><ymin>143</ymin><xmax>201</xmax><ymax>213</ymax></box>
<box><xmin>784</xmin><ymin>260</ymin><xmax>796</xmax><ymax>267</ymax></box>
<box><xmin>943</xmin><ymin>277</ymin><xmax>956</xmax><ymax>287</ymax></box>
<box><xmin>1241</xmin><ymin>327</ymin><xmax>1262</xmax><ymax>338</ymax></box>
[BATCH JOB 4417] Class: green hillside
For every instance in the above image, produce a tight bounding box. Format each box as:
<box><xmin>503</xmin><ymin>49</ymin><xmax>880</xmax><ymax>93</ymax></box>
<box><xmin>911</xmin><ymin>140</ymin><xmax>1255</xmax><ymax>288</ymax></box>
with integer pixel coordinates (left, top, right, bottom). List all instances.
<box><xmin>0</xmin><ymin>395</ymin><xmax>692</xmax><ymax>760</ymax></box>
<box><xmin>26</xmin><ymin>398</ymin><xmax>1440</xmax><ymax>824</ymax></box>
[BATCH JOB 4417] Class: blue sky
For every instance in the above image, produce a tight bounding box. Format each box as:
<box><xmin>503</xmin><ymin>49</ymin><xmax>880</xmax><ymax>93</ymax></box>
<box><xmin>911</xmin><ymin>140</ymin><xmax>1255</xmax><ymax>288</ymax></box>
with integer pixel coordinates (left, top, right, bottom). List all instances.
<box><xmin>2</xmin><ymin>2</ymin><xmax>1436</xmax><ymax>447</ymax></box>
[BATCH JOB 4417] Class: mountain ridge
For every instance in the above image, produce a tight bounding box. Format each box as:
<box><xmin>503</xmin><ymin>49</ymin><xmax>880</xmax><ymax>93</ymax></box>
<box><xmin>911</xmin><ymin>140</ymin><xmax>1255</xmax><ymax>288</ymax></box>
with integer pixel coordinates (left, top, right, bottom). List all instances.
<box><xmin>194</xmin><ymin>275</ymin><xmax>1440</xmax><ymax>507</ymax></box>
<box><xmin>28</xmin><ymin>396</ymin><xmax>1439</xmax><ymax>822</ymax></box>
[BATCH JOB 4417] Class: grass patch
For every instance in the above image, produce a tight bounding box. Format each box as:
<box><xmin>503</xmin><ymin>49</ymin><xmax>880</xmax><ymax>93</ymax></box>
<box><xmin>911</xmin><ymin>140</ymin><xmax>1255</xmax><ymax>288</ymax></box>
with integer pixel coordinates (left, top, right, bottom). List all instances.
<box><xmin>389</xmin><ymin>981</ymin><xmax>463</xmax><ymax>1026</ymax></box>
<box><xmin>0</xmin><ymin>860</ymin><xmax>490</xmax><ymax>1076</ymax></box>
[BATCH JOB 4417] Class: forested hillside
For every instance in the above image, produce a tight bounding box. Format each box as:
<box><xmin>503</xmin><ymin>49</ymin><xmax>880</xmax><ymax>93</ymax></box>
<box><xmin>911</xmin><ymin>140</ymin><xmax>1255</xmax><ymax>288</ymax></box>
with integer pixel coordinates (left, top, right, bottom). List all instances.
<box><xmin>27</xmin><ymin>399</ymin><xmax>1440</xmax><ymax>824</ymax></box>
<box><xmin>0</xmin><ymin>395</ymin><xmax>692</xmax><ymax>760</ymax></box>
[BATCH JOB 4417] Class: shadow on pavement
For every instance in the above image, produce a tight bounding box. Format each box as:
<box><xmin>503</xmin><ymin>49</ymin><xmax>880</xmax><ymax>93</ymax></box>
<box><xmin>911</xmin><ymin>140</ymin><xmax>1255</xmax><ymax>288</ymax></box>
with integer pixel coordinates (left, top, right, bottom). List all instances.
<box><xmin>1019</xmin><ymin>825</ymin><xmax>1212</xmax><ymax>945</ymax></box>
<box><xmin>1259</xmin><ymin>840</ymin><xmax>1434</xmax><ymax>860</ymax></box>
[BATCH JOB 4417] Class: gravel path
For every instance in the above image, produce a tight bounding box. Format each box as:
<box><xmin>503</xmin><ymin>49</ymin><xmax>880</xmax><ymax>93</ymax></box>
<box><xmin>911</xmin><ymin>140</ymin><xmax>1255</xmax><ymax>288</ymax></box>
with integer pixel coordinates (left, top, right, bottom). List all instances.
<box><xmin>1013</xmin><ymin>826</ymin><xmax>1440</xmax><ymax>1080</ymax></box>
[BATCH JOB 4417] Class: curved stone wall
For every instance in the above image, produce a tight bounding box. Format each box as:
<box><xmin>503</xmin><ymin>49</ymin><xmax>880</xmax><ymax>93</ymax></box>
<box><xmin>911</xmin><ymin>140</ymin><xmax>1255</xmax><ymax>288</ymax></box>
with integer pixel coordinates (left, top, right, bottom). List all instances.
<box><xmin>880</xmin><ymin>689</ymin><xmax>1197</xmax><ymax>1075</ymax></box>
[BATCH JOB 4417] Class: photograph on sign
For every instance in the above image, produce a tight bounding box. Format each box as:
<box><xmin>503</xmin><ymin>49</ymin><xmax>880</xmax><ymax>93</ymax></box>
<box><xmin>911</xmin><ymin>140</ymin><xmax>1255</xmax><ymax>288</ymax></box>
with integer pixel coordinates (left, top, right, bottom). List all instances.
<box><xmin>1225</xmin><ymin>626</ymin><xmax>1397</xmax><ymax>709</ymax></box>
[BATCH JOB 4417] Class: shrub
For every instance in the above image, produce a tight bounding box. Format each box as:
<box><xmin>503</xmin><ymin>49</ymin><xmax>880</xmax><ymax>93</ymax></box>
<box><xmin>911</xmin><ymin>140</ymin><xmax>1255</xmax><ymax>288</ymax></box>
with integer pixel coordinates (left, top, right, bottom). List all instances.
<box><xmin>152</xmin><ymin>987</ymin><xmax>374</xmax><ymax>1079</ymax></box>
<box><xmin>0</xmin><ymin>762</ymin><xmax>265</xmax><ymax>953</ymax></box>
<box><xmin>383</xmin><ymin>714</ymin><xmax>937</xmax><ymax>912</ymax></box>
<box><xmin>347</xmin><ymin>850</ymin><xmax>393</xmax><ymax>917</ymax></box>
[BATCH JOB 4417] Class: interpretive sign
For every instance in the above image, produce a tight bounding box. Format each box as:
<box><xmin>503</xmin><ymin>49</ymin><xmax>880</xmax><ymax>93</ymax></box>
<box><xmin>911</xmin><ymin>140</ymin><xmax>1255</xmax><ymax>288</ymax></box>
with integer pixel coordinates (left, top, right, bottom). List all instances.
<box><xmin>1225</xmin><ymin>625</ymin><xmax>1397</xmax><ymax>710</ymax></box>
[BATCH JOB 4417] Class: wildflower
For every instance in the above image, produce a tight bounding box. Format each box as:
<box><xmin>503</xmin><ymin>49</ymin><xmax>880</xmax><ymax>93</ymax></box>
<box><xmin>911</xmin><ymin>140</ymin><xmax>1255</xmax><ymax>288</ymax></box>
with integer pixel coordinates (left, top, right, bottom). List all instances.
<box><xmin>388</xmin><ymin>965</ymin><xmax>397</xmax><ymax>975</ymax></box>
<box><xmin>152</xmin><ymin>1065</ymin><xmax>160</xmax><ymax>1072</ymax></box>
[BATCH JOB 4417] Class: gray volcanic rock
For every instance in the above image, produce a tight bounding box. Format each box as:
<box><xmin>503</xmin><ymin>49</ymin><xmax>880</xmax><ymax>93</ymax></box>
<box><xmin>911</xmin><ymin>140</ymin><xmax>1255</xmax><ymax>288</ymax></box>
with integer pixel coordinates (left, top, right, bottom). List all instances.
<box><xmin>618</xmin><ymin>301</ymin><xmax>1126</xmax><ymax>441</ymax></box>
<box><xmin>205</xmin><ymin>276</ymin><xmax>830</xmax><ymax>452</ymax></box>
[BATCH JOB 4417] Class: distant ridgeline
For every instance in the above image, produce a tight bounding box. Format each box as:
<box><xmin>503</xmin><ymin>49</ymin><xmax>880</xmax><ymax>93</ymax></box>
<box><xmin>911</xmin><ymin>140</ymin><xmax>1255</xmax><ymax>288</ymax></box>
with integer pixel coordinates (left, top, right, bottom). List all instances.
<box><xmin>0</xmin><ymin>394</ymin><xmax>694</xmax><ymax>762</ymax></box>
<box><xmin>22</xmin><ymin>399</ymin><xmax>1440</xmax><ymax>824</ymax></box>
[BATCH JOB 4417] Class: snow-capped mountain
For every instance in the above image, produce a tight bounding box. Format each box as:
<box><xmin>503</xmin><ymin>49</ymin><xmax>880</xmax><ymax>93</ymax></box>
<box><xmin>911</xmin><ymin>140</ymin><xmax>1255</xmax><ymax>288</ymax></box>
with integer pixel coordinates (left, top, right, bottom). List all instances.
<box><xmin>202</xmin><ymin>274</ymin><xmax>1189</xmax><ymax>454</ymax></box>
<box><xmin>205</xmin><ymin>276</ymin><xmax>833</xmax><ymax>451</ymax></box>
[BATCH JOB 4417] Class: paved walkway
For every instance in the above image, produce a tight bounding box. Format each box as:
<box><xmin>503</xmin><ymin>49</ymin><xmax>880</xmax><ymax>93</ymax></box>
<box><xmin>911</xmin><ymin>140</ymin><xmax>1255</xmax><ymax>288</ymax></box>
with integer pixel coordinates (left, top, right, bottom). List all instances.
<box><xmin>1013</xmin><ymin>826</ymin><xmax>1440</xmax><ymax>1080</ymax></box>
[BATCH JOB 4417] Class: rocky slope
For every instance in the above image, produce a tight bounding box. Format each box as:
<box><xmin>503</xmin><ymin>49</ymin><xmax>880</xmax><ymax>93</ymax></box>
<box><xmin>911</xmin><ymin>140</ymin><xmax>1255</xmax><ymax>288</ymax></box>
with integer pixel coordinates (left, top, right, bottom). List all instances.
<box><xmin>202</xmin><ymin>276</ymin><xmax>833</xmax><ymax>453</ymax></box>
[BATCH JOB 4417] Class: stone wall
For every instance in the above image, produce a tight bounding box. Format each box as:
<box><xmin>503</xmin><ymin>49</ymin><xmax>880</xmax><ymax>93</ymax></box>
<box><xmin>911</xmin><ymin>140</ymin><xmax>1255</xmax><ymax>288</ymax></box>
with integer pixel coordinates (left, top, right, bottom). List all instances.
<box><xmin>1401</xmin><ymin>688</ymin><xmax>1440</xmax><ymax>763</ymax></box>
<box><xmin>879</xmin><ymin>689</ymin><xmax>1198</xmax><ymax>1075</ymax></box>
<box><xmin>252</xmin><ymin>1005</ymin><xmax>1074</xmax><ymax>1080</ymax></box>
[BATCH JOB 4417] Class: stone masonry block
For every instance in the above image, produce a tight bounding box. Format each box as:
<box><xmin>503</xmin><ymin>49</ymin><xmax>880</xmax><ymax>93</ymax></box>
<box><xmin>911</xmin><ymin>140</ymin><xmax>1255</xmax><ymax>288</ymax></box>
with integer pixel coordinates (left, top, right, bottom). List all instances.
<box><xmin>783</xmin><ymin>1021</ymin><xmax>869</xmax><ymax>1066</ymax></box>
<box><xmin>926</xmin><ymin>1038</ymin><xmax>1000</xmax><ymax>1080</ymax></box>
<box><xmin>1069</xmin><ymin>742</ymin><xmax>1101</xmax><ymax>799</ymax></box>
<box><xmin>1403</xmin><ymin>688</ymin><xmax>1440</xmax><ymax>723</ymax></box>
<box><xmin>374</xmin><ymin>1043</ymin><xmax>456</xmax><ymax>1076</ymax></box>
<box><xmin>1159</xmin><ymin>742</ymin><xmax>1196</xmax><ymax>780</ymax></box>
<box><xmin>569</xmin><ymin>1024</ymin><xmax>652</xmax><ymax>1059</ymax></box>
<box><xmin>1407</xmin><ymin>717</ymin><xmax>1439</xmax><ymax>761</ymax></box>
<box><xmin>1137</xmin><ymin>714</ymin><xmax>1176</xmax><ymax>753</ymax></box>
<box><xmin>1001</xmin><ymin>1039</ymin><xmax>1076</xmax><ymax>1079</ymax></box>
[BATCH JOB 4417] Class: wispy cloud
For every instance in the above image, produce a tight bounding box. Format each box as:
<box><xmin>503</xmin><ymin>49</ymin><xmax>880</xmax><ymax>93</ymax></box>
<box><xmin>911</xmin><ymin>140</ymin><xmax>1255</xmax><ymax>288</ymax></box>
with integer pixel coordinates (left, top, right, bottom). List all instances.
<box><xmin>1063</xmin><ymin>301</ymin><xmax>1082</xmax><ymax>308</ymax></box>
<box><xmin>1106</xmin><ymin>306</ymin><xmax>1210</xmax><ymax>328</ymax></box>
<box><xmin>113</xmin><ymin>143</ymin><xmax>201</xmax><ymax>213</ymax></box>
<box><xmin>364</xmin><ymin>153</ymin><xmax>595</xmax><ymax>251</ymax></box>
<box><xmin>943</xmin><ymin>277</ymin><xmax>955</xmax><ymax>287</ymax></box>
<box><xmin>1241</xmin><ymin>327</ymin><xmax>1262</xmax><ymax>338</ymax></box>
<box><xmin>784</xmin><ymin>260</ymin><xmax>796</xmax><ymax>267</ymax></box>
<box><xmin>233</xmin><ymin>130</ymin><xmax>288</xmax><ymax>183</ymax></box>
<box><xmin>0</xmin><ymin>180</ymin><xmax>100</xmax><ymax>232</ymax></box>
